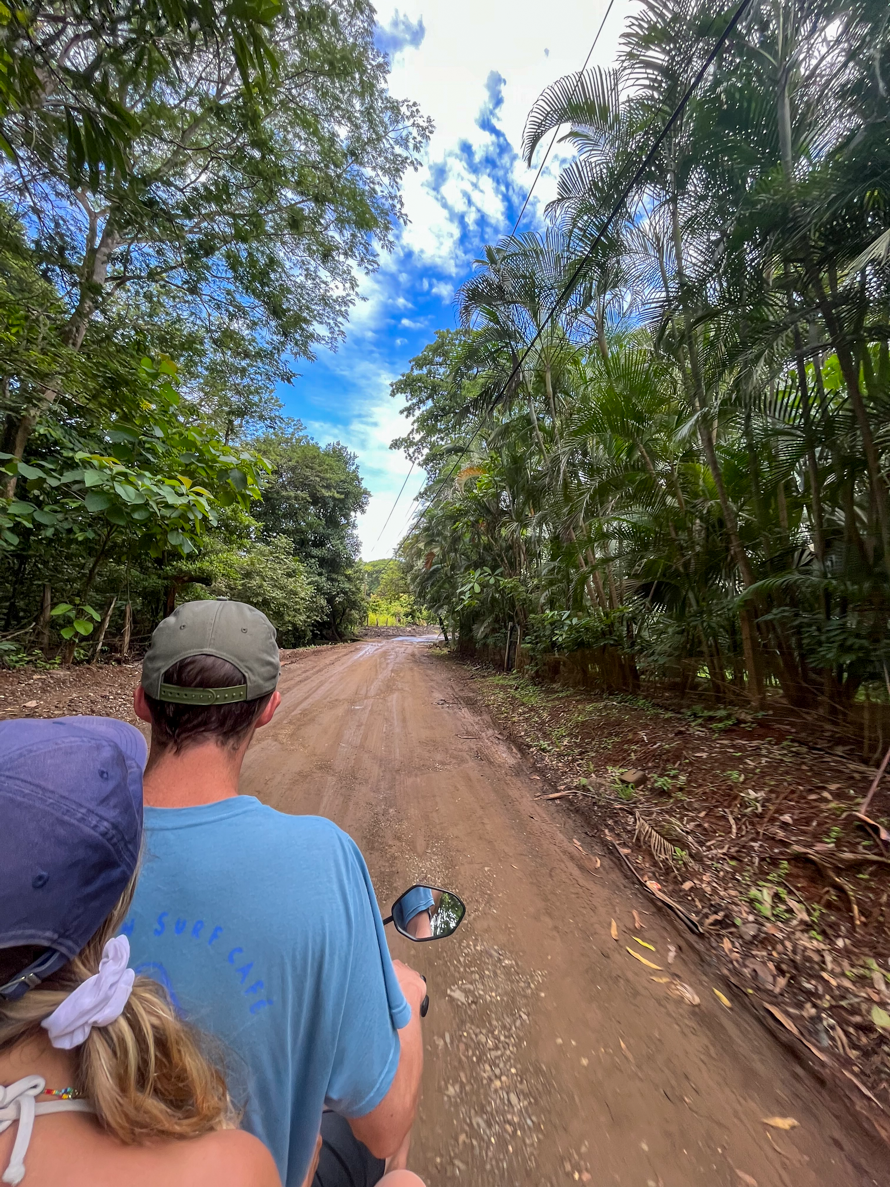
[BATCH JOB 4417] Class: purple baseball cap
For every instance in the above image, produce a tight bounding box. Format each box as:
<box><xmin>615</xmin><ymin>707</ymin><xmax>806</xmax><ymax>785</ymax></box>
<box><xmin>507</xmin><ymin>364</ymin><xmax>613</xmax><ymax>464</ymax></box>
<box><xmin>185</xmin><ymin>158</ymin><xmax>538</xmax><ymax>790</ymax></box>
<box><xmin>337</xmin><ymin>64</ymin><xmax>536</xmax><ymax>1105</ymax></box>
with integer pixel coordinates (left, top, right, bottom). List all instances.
<box><xmin>0</xmin><ymin>716</ymin><xmax>146</xmax><ymax>1000</ymax></box>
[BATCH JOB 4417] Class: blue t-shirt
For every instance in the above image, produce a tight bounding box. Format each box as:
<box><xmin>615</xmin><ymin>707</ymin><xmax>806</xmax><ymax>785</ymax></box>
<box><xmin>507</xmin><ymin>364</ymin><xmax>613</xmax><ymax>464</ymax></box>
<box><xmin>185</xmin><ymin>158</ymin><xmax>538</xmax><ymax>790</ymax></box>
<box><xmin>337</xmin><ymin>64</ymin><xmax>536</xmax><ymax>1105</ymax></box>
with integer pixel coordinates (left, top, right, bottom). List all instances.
<box><xmin>124</xmin><ymin>797</ymin><xmax>410</xmax><ymax>1187</ymax></box>
<box><xmin>392</xmin><ymin>885</ymin><xmax>435</xmax><ymax>930</ymax></box>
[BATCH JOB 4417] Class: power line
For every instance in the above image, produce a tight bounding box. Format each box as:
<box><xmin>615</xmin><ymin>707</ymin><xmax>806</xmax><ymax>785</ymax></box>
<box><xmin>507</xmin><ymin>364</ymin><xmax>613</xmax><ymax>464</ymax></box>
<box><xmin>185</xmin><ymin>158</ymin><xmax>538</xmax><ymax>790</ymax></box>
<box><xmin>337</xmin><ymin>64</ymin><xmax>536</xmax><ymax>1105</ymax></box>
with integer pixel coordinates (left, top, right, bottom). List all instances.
<box><xmin>373</xmin><ymin>458</ymin><xmax>416</xmax><ymax>549</ymax></box>
<box><xmin>375</xmin><ymin>7</ymin><xmax>618</xmax><ymax>553</ymax></box>
<box><xmin>419</xmin><ymin>0</ymin><xmax>756</xmax><ymax>515</ymax></box>
<box><xmin>510</xmin><ymin>0</ymin><xmax>616</xmax><ymax>239</ymax></box>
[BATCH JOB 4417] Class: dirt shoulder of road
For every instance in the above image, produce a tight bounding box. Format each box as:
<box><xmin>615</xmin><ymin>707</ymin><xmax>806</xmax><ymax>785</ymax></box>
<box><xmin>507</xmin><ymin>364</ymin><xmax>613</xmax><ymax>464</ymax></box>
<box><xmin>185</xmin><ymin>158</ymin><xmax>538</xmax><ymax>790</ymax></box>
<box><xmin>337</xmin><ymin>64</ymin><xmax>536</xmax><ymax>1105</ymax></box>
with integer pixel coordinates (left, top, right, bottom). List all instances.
<box><xmin>0</xmin><ymin>646</ymin><xmax>326</xmax><ymax>726</ymax></box>
<box><xmin>0</xmin><ymin>661</ymin><xmax>143</xmax><ymax>725</ymax></box>
<box><xmin>453</xmin><ymin>654</ymin><xmax>890</xmax><ymax>1119</ymax></box>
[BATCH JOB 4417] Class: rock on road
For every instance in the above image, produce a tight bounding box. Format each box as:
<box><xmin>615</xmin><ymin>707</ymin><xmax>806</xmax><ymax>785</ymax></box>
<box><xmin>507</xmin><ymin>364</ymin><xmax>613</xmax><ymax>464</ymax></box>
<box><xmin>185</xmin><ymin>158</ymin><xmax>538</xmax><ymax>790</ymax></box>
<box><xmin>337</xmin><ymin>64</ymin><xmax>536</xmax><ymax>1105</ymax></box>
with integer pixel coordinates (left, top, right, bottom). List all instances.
<box><xmin>240</xmin><ymin>638</ymin><xmax>890</xmax><ymax>1187</ymax></box>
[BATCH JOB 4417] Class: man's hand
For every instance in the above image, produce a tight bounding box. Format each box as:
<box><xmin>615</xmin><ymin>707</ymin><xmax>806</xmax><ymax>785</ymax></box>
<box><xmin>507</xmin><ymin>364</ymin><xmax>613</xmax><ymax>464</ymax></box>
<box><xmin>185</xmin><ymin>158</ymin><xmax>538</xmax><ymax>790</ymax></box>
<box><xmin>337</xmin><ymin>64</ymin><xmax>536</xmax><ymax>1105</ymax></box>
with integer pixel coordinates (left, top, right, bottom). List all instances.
<box><xmin>347</xmin><ymin>961</ymin><xmax>425</xmax><ymax>1161</ymax></box>
<box><xmin>392</xmin><ymin>959</ymin><xmax>427</xmax><ymax>1011</ymax></box>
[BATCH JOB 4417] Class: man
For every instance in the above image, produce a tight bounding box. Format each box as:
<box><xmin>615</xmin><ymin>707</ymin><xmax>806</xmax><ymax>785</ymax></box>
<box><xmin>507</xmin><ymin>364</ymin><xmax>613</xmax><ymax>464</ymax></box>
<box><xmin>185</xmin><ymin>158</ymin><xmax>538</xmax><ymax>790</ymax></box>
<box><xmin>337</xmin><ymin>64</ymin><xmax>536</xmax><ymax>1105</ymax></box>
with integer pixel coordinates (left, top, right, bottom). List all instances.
<box><xmin>124</xmin><ymin>599</ymin><xmax>427</xmax><ymax>1187</ymax></box>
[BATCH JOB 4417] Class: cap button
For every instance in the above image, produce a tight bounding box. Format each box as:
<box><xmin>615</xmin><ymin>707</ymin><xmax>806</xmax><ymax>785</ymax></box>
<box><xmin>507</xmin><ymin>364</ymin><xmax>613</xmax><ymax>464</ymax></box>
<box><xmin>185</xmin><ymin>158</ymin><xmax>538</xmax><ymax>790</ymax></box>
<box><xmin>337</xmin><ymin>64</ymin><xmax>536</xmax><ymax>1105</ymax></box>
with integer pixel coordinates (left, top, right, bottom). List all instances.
<box><xmin>32</xmin><ymin>872</ymin><xmax>49</xmax><ymax>889</ymax></box>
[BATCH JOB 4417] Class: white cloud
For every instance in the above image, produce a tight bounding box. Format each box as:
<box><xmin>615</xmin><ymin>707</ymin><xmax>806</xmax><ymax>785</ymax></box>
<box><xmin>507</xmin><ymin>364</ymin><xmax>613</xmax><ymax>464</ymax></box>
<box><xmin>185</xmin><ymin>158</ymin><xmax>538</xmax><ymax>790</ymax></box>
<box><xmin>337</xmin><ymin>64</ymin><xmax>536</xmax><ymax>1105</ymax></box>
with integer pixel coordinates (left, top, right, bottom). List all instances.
<box><xmin>382</xmin><ymin>0</ymin><xmax>633</xmax><ymax>267</ymax></box>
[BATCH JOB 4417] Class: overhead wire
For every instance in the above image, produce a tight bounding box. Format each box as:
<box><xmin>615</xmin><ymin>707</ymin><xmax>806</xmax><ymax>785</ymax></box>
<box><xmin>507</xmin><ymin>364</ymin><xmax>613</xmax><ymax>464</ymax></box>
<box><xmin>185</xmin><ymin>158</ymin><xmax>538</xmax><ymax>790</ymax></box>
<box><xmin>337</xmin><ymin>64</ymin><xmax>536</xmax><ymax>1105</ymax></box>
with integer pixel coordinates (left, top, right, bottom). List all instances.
<box><xmin>377</xmin><ymin>0</ymin><xmax>756</xmax><ymax>550</ymax></box>
<box><xmin>416</xmin><ymin>0</ymin><xmax>756</xmax><ymax>517</ymax></box>
<box><xmin>372</xmin><ymin>458</ymin><xmax>416</xmax><ymax>548</ymax></box>
<box><xmin>509</xmin><ymin>0</ymin><xmax>616</xmax><ymax>239</ymax></box>
<box><xmin>372</xmin><ymin>3</ymin><xmax>617</xmax><ymax>554</ymax></box>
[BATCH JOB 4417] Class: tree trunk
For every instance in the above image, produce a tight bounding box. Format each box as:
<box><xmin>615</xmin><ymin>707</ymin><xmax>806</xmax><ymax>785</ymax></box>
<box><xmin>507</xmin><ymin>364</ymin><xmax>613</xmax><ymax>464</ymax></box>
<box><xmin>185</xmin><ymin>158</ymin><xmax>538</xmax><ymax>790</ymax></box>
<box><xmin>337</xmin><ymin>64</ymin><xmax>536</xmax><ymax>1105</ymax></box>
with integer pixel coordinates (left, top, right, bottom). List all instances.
<box><xmin>121</xmin><ymin>601</ymin><xmax>133</xmax><ymax>657</ymax></box>
<box><xmin>82</xmin><ymin>528</ymin><xmax>115</xmax><ymax>602</ymax></box>
<box><xmin>2</xmin><ymin>223</ymin><xmax>122</xmax><ymax>496</ymax></box>
<box><xmin>790</xmin><ymin>314</ymin><xmax>826</xmax><ymax>563</ymax></box>
<box><xmin>164</xmin><ymin>574</ymin><xmax>211</xmax><ymax>617</ymax></box>
<box><xmin>36</xmin><ymin>584</ymin><xmax>52</xmax><ymax>656</ymax></box>
<box><xmin>91</xmin><ymin>597</ymin><xmax>117</xmax><ymax>664</ymax></box>
<box><xmin>668</xmin><ymin>179</ymin><xmax>765</xmax><ymax>707</ymax></box>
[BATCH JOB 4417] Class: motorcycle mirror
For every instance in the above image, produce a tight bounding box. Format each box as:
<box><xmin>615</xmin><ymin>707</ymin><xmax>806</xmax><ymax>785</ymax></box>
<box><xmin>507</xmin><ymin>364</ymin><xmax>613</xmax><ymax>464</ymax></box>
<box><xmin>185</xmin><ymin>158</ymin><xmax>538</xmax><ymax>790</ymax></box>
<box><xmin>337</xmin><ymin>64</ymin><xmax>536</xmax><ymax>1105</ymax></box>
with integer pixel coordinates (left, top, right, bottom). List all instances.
<box><xmin>383</xmin><ymin>885</ymin><xmax>467</xmax><ymax>942</ymax></box>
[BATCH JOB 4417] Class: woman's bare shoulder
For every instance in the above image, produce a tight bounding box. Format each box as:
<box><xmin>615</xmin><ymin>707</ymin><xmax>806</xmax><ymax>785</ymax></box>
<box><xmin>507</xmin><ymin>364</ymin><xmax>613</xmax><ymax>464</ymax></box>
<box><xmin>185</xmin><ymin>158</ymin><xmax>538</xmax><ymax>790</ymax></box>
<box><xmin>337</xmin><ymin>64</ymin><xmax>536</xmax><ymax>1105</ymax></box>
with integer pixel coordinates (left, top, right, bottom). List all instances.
<box><xmin>173</xmin><ymin>1128</ymin><xmax>281</xmax><ymax>1187</ymax></box>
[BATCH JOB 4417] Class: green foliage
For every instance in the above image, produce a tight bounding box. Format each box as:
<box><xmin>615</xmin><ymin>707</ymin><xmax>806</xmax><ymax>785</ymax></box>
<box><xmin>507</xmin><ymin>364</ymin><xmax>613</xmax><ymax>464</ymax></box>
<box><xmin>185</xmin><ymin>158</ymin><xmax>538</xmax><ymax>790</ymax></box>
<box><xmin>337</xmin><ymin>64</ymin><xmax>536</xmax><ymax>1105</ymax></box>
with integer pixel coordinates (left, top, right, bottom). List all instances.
<box><xmin>0</xmin><ymin>351</ymin><xmax>265</xmax><ymax>559</ymax></box>
<box><xmin>202</xmin><ymin>533</ymin><xmax>322</xmax><ymax>649</ymax></box>
<box><xmin>0</xmin><ymin>1</ymin><xmax>424</xmax><ymax>658</ymax></box>
<box><xmin>250</xmin><ymin>427</ymin><xmax>369</xmax><ymax>641</ymax></box>
<box><xmin>0</xmin><ymin>1</ymin><xmax>280</xmax><ymax>183</ymax></box>
<box><xmin>50</xmin><ymin>601</ymin><xmax>101</xmax><ymax>640</ymax></box>
<box><xmin>392</xmin><ymin>0</ymin><xmax>890</xmax><ymax>743</ymax></box>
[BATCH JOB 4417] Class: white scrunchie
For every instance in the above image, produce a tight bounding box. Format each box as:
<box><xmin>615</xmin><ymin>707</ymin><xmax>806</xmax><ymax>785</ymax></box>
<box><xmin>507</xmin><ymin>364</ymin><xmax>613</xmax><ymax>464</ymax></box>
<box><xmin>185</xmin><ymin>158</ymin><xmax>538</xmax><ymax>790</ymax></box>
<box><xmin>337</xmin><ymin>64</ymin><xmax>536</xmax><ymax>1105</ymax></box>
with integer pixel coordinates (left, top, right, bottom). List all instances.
<box><xmin>41</xmin><ymin>936</ymin><xmax>135</xmax><ymax>1050</ymax></box>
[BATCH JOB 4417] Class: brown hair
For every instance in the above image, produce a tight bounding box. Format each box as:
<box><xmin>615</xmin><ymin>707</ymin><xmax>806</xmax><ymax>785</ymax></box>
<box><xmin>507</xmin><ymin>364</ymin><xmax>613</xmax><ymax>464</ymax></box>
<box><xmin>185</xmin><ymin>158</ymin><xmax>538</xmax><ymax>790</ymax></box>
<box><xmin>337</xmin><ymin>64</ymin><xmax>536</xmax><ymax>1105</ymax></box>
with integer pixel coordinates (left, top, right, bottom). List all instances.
<box><xmin>143</xmin><ymin>655</ymin><xmax>273</xmax><ymax>755</ymax></box>
<box><xmin>0</xmin><ymin>878</ymin><xmax>234</xmax><ymax>1143</ymax></box>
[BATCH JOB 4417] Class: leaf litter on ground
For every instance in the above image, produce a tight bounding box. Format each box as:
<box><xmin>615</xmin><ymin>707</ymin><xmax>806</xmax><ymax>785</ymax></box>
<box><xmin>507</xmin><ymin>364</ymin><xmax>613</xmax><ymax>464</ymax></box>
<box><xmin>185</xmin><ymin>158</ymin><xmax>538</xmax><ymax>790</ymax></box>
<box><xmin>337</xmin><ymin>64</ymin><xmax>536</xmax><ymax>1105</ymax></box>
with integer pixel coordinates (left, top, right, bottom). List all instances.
<box><xmin>626</xmin><ymin>947</ymin><xmax>662</xmax><ymax>970</ymax></box>
<box><xmin>474</xmin><ymin>664</ymin><xmax>890</xmax><ymax>1109</ymax></box>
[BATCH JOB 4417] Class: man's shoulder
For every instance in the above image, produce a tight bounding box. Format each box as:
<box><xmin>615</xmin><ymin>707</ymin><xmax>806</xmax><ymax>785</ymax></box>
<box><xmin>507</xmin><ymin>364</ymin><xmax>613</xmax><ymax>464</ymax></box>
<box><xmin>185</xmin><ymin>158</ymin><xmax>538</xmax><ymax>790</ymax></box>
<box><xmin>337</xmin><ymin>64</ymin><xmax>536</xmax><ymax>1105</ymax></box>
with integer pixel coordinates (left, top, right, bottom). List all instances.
<box><xmin>147</xmin><ymin>798</ymin><xmax>351</xmax><ymax>845</ymax></box>
<box><xmin>143</xmin><ymin>800</ymin><xmax>362</xmax><ymax>879</ymax></box>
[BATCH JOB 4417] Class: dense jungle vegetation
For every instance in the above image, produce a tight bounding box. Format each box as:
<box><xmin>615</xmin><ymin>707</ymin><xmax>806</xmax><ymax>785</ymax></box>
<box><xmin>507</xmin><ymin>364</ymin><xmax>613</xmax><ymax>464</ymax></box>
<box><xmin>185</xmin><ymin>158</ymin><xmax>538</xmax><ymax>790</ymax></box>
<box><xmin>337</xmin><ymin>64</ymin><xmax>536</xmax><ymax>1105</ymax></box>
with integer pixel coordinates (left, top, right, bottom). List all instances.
<box><xmin>362</xmin><ymin>558</ymin><xmax>425</xmax><ymax>625</ymax></box>
<box><xmin>0</xmin><ymin>0</ymin><xmax>430</xmax><ymax>657</ymax></box>
<box><xmin>395</xmin><ymin>0</ymin><xmax>890</xmax><ymax>750</ymax></box>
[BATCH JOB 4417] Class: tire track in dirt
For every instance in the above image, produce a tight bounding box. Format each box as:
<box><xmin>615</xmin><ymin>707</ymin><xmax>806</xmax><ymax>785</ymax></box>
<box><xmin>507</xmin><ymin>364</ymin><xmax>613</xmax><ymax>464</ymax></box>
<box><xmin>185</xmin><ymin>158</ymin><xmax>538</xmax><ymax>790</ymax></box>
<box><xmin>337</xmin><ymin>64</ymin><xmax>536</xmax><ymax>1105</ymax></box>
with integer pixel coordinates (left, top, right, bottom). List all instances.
<box><xmin>241</xmin><ymin>640</ymin><xmax>890</xmax><ymax>1187</ymax></box>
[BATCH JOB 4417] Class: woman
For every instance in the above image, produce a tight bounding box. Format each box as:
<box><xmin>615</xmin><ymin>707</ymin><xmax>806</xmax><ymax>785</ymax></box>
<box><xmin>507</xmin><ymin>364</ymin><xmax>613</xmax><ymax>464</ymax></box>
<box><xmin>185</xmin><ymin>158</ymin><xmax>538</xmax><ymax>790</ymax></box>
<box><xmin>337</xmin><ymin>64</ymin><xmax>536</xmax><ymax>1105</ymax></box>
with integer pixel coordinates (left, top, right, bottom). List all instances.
<box><xmin>0</xmin><ymin>715</ymin><xmax>279</xmax><ymax>1187</ymax></box>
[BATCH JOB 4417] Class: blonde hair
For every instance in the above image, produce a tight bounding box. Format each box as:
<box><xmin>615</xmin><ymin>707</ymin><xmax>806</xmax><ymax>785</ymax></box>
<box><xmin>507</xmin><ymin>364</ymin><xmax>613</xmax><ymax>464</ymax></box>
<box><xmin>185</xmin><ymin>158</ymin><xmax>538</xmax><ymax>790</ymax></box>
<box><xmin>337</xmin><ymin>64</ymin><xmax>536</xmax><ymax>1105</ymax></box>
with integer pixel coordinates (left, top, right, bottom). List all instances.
<box><xmin>0</xmin><ymin>876</ymin><xmax>234</xmax><ymax>1143</ymax></box>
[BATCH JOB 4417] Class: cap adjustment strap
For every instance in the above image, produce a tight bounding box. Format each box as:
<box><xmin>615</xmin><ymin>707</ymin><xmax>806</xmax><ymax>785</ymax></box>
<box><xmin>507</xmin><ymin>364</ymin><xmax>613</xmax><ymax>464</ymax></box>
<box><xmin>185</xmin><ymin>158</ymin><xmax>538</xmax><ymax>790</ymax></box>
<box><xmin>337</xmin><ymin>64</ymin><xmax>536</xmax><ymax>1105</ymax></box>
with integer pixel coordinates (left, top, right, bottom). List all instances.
<box><xmin>158</xmin><ymin>684</ymin><xmax>248</xmax><ymax>706</ymax></box>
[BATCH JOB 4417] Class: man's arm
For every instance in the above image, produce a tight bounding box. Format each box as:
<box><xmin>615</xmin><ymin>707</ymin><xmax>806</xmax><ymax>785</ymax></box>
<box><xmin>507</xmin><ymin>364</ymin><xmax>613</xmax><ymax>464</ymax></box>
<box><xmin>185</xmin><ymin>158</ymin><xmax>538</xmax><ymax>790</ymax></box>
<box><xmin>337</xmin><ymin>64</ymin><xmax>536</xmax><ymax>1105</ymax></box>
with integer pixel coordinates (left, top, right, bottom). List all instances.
<box><xmin>347</xmin><ymin>960</ymin><xmax>426</xmax><ymax>1160</ymax></box>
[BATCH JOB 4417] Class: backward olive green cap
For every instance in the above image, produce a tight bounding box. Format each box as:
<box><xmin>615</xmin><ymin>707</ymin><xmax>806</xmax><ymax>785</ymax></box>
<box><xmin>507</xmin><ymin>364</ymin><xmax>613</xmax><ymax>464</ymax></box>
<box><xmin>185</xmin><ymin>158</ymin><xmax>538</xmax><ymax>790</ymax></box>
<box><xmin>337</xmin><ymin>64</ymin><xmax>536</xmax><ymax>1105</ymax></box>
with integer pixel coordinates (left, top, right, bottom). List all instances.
<box><xmin>142</xmin><ymin>600</ymin><xmax>280</xmax><ymax>705</ymax></box>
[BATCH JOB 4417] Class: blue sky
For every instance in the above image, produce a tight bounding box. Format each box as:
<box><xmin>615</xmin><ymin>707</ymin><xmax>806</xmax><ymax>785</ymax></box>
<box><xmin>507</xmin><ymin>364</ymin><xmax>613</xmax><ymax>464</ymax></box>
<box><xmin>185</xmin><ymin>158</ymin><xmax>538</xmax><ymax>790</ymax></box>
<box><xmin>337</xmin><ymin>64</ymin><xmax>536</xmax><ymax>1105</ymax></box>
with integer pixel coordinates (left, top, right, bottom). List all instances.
<box><xmin>276</xmin><ymin>0</ymin><xmax>632</xmax><ymax>559</ymax></box>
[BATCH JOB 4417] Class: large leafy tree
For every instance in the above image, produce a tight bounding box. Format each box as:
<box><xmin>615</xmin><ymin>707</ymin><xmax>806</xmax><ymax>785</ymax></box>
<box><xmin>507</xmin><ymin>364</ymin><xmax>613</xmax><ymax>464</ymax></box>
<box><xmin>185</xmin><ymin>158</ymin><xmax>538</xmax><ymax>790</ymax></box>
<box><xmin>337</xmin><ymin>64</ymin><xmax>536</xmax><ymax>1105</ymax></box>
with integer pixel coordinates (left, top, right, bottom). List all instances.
<box><xmin>0</xmin><ymin>0</ymin><xmax>431</xmax><ymax>476</ymax></box>
<box><xmin>252</xmin><ymin>426</ymin><xmax>369</xmax><ymax>641</ymax></box>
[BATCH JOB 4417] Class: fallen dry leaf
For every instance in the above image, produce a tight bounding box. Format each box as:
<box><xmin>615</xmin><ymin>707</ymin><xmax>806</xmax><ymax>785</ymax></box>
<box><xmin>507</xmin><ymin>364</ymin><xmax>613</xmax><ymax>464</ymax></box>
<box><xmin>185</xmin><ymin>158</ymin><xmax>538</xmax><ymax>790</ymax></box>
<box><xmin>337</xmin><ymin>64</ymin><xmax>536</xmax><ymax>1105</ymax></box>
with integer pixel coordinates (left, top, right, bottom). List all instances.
<box><xmin>682</xmin><ymin>880</ymin><xmax>694</xmax><ymax>891</ymax></box>
<box><xmin>632</xmin><ymin>909</ymin><xmax>644</xmax><ymax>930</ymax></box>
<box><xmin>667</xmin><ymin>944</ymin><xmax>677</xmax><ymax>965</ymax></box>
<box><xmin>669</xmin><ymin>981</ymin><xmax>701</xmax><ymax>1007</ymax></box>
<box><xmin>626</xmin><ymin>947</ymin><xmax>662</xmax><ymax>970</ymax></box>
<box><xmin>723</xmin><ymin>937</ymin><xmax>734</xmax><ymax>956</ymax></box>
<box><xmin>762</xmin><ymin>1117</ymin><xmax>799</xmax><ymax>1131</ymax></box>
<box><xmin>713</xmin><ymin>988</ymin><xmax>732</xmax><ymax>1009</ymax></box>
<box><xmin>734</xmin><ymin>1171</ymin><xmax>757</xmax><ymax>1187</ymax></box>
<box><xmin>610</xmin><ymin>919</ymin><xmax>618</xmax><ymax>941</ymax></box>
<box><xmin>633</xmin><ymin>936</ymin><xmax>656</xmax><ymax>952</ymax></box>
<box><xmin>23</xmin><ymin>700</ymin><xmax>37</xmax><ymax>708</ymax></box>
<box><xmin>594</xmin><ymin>856</ymin><xmax>601</xmax><ymax>869</ymax></box>
<box><xmin>650</xmin><ymin>975</ymin><xmax>671</xmax><ymax>984</ymax></box>
<box><xmin>572</xmin><ymin>837</ymin><xmax>586</xmax><ymax>854</ymax></box>
<box><xmin>762</xmin><ymin>1004</ymin><xmax>800</xmax><ymax>1038</ymax></box>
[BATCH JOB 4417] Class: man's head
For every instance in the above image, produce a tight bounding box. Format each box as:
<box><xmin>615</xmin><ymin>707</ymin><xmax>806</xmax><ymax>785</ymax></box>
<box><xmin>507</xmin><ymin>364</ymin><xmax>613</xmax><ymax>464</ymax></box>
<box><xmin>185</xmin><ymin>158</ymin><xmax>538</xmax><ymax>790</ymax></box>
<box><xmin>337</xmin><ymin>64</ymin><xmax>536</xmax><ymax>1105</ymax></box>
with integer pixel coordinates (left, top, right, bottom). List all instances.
<box><xmin>135</xmin><ymin>600</ymin><xmax>281</xmax><ymax>757</ymax></box>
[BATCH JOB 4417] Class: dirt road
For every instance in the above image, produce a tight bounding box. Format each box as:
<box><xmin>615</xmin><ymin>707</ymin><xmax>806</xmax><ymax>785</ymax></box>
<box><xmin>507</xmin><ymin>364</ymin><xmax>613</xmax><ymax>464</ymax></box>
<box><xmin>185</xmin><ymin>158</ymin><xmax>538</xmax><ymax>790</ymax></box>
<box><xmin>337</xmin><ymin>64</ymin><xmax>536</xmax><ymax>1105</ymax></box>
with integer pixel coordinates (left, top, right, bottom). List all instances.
<box><xmin>241</xmin><ymin>639</ymin><xmax>890</xmax><ymax>1187</ymax></box>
